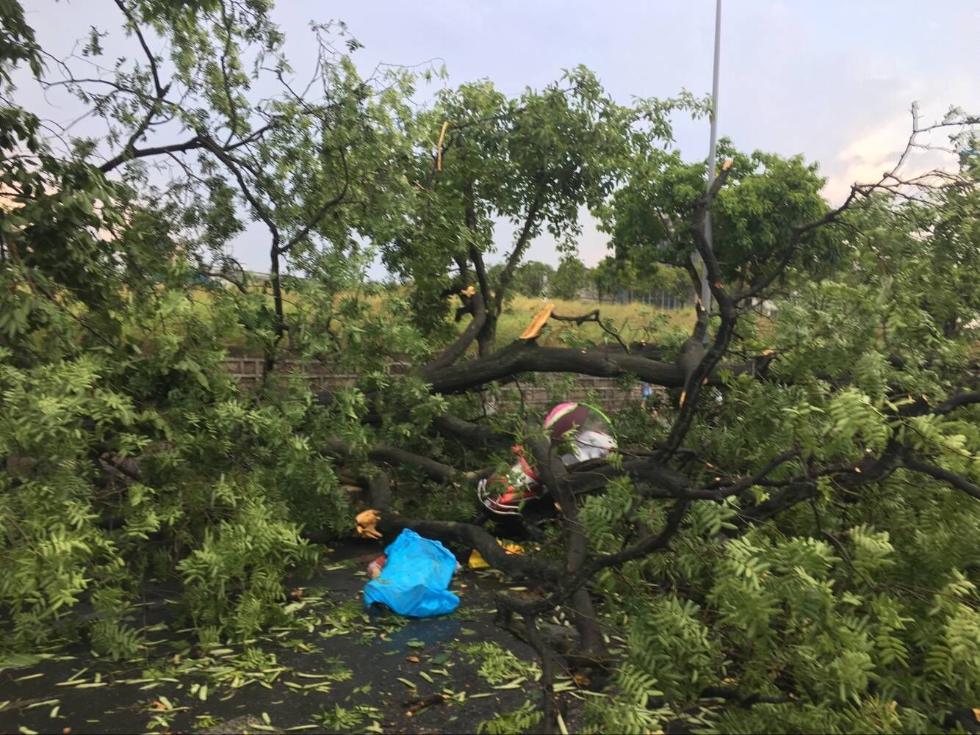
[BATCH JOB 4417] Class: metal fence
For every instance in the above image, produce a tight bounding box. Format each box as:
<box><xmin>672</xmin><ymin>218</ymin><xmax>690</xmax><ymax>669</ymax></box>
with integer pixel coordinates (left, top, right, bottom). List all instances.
<box><xmin>577</xmin><ymin>289</ymin><xmax>692</xmax><ymax>309</ymax></box>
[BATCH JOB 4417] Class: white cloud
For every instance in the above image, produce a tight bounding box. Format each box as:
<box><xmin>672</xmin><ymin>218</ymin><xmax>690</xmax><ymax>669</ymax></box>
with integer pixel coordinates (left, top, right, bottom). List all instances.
<box><xmin>824</xmin><ymin>111</ymin><xmax>912</xmax><ymax>202</ymax></box>
<box><xmin>823</xmin><ymin>99</ymin><xmax>970</xmax><ymax>204</ymax></box>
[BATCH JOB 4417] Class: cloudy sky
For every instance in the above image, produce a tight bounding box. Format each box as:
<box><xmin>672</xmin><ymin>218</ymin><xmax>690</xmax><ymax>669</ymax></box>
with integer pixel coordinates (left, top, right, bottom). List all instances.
<box><xmin>16</xmin><ymin>1</ymin><xmax>979</xmax><ymax>272</ymax></box>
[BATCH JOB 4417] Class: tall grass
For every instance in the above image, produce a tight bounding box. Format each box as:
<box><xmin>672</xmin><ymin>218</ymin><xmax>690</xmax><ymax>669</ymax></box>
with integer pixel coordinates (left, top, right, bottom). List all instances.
<box><xmin>188</xmin><ymin>283</ymin><xmax>694</xmax><ymax>354</ymax></box>
<box><xmin>497</xmin><ymin>295</ymin><xmax>694</xmax><ymax>346</ymax></box>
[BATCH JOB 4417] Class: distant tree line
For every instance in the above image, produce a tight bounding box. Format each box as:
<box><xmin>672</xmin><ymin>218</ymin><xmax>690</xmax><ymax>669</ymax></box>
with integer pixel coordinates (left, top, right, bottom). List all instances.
<box><xmin>491</xmin><ymin>254</ymin><xmax>693</xmax><ymax>304</ymax></box>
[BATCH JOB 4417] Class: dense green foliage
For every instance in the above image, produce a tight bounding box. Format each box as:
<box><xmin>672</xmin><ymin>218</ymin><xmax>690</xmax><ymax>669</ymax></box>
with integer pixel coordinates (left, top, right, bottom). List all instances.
<box><xmin>598</xmin><ymin>139</ymin><xmax>838</xmax><ymax>289</ymax></box>
<box><xmin>577</xmin><ymin>164</ymin><xmax>980</xmax><ymax>733</ymax></box>
<box><xmin>1</xmin><ymin>2</ymin><xmax>978</xmax><ymax>733</ymax></box>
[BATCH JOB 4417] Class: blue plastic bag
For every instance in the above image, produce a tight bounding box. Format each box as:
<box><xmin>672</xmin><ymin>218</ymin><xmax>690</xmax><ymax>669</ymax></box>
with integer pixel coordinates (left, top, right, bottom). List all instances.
<box><xmin>363</xmin><ymin>529</ymin><xmax>460</xmax><ymax>617</ymax></box>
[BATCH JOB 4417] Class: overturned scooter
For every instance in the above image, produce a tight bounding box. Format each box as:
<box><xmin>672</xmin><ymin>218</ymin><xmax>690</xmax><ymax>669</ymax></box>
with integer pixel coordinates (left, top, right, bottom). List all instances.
<box><xmin>477</xmin><ymin>402</ymin><xmax>617</xmax><ymax>516</ymax></box>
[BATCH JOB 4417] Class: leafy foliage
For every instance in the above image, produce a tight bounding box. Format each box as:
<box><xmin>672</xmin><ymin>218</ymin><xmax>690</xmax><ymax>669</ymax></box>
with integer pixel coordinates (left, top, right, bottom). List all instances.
<box><xmin>1</xmin><ymin>4</ymin><xmax>979</xmax><ymax>734</ymax></box>
<box><xmin>477</xmin><ymin>699</ymin><xmax>542</xmax><ymax>735</ymax></box>
<box><xmin>458</xmin><ymin>640</ymin><xmax>541</xmax><ymax>686</ymax></box>
<box><xmin>600</xmin><ymin>139</ymin><xmax>836</xmax><ymax>288</ymax></box>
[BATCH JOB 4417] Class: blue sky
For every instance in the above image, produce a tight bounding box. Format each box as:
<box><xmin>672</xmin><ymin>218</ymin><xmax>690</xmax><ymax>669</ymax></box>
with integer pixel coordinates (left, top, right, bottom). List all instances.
<box><xmin>17</xmin><ymin>1</ymin><xmax>979</xmax><ymax>273</ymax></box>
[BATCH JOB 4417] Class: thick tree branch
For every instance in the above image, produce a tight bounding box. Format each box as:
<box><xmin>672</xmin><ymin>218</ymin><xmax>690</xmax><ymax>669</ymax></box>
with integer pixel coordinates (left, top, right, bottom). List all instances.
<box><xmin>495</xmin><ymin>190</ymin><xmax>544</xmax><ymax>306</ymax></box>
<box><xmin>374</xmin><ymin>512</ymin><xmax>560</xmax><ymax>581</ymax></box>
<box><xmin>431</xmin><ymin>412</ymin><xmax>511</xmax><ymax>450</ymax></box>
<box><xmin>499</xmin><ymin>498</ymin><xmax>692</xmax><ymax>621</ymax></box>
<box><xmin>461</xmin><ymin>177</ymin><xmax>496</xmax><ymax>356</ymax></box>
<box><xmin>523</xmin><ymin>615</ymin><xmax>561</xmax><ymax>734</ymax></box>
<box><xmin>897</xmin><ymin>390</ymin><xmax>980</xmax><ymax>418</ymax></box>
<box><xmin>688</xmin><ymin>450</ymin><xmax>799</xmax><ymax>500</ymax></box>
<box><xmin>323</xmin><ymin>438</ymin><xmax>487</xmax><ymax>485</ymax></box>
<box><xmin>530</xmin><ymin>437</ymin><xmax>607</xmax><ymax>658</ymax></box>
<box><xmin>427</xmin><ymin>340</ymin><xmax>679</xmax><ymax>393</ymax></box>
<box><xmin>421</xmin><ymin>291</ymin><xmax>487</xmax><ymax>375</ymax></box>
<box><xmin>902</xmin><ymin>456</ymin><xmax>980</xmax><ymax>501</ymax></box>
<box><xmin>425</xmin><ymin>338</ymin><xmax>772</xmax><ymax>394</ymax></box>
<box><xmin>657</xmin><ymin>162</ymin><xmax>737</xmax><ymax>456</ymax></box>
<box><xmin>733</xmin><ymin>480</ymin><xmax>817</xmax><ymax>529</ymax></box>
<box><xmin>566</xmin><ymin>455</ymin><xmax>691</xmax><ymax>499</ymax></box>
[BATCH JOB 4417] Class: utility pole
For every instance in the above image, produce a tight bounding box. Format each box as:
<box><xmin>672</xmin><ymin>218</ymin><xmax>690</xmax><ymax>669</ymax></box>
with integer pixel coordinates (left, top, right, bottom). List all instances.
<box><xmin>694</xmin><ymin>0</ymin><xmax>722</xmax><ymax>340</ymax></box>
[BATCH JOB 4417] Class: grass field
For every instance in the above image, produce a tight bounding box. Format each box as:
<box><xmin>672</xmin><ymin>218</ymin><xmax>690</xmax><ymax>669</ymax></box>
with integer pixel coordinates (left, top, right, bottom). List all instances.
<box><xmin>496</xmin><ymin>295</ymin><xmax>694</xmax><ymax>346</ymax></box>
<box><xmin>188</xmin><ymin>284</ymin><xmax>694</xmax><ymax>352</ymax></box>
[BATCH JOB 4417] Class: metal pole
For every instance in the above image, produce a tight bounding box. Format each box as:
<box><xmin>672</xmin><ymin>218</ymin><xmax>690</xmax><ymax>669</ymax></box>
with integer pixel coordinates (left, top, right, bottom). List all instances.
<box><xmin>694</xmin><ymin>0</ymin><xmax>722</xmax><ymax>341</ymax></box>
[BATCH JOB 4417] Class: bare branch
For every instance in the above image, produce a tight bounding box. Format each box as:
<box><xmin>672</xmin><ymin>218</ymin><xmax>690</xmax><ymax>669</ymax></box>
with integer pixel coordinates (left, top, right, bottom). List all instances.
<box><xmin>587</xmin><ymin>498</ymin><xmax>690</xmax><ymax>572</ymax></box>
<box><xmin>323</xmin><ymin>438</ymin><xmax>488</xmax><ymax>486</ymax></box>
<box><xmin>276</xmin><ymin>146</ymin><xmax>351</xmax><ymax>255</ymax></box>
<box><xmin>684</xmin><ymin>450</ymin><xmax>799</xmax><ymax>500</ymax></box>
<box><xmin>737</xmin><ymin>105</ymin><xmax>979</xmax><ymax>303</ymax></box>
<box><xmin>427</xmin><ymin>340</ymin><xmax>682</xmax><ymax>392</ymax></box>
<box><xmin>224</xmin><ymin>121</ymin><xmax>278</xmax><ymax>152</ymax></box>
<box><xmin>100</xmin><ymin>131</ymin><xmax>198</xmax><ymax>174</ymax></box>
<box><xmin>113</xmin><ymin>0</ymin><xmax>165</xmax><ymax>98</ymax></box>
<box><xmin>736</xmin><ymin>184</ymin><xmax>861</xmax><ymax>303</ymax></box>
<box><xmin>551</xmin><ymin>309</ymin><xmax>631</xmax><ymax>352</ymax></box>
<box><xmin>431</xmin><ymin>412</ymin><xmax>511</xmax><ymax>450</ymax></box>
<box><xmin>375</xmin><ymin>513</ymin><xmax>560</xmax><ymax>582</ymax></box>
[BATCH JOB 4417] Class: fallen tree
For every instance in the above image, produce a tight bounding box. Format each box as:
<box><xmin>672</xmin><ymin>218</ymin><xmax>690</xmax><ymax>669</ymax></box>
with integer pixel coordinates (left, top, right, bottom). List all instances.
<box><xmin>2</xmin><ymin>3</ymin><xmax>979</xmax><ymax>733</ymax></box>
<box><xmin>318</xmin><ymin>109</ymin><xmax>980</xmax><ymax>732</ymax></box>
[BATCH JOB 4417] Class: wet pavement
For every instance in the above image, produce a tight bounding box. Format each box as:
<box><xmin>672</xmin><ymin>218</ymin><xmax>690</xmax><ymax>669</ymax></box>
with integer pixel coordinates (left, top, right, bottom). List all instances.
<box><xmin>0</xmin><ymin>541</ymin><xmax>583</xmax><ymax>734</ymax></box>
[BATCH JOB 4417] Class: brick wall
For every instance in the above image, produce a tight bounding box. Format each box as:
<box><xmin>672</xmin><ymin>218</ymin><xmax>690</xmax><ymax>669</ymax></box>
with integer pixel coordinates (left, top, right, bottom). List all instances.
<box><xmin>488</xmin><ymin>376</ymin><xmax>646</xmax><ymax>411</ymax></box>
<box><xmin>222</xmin><ymin>356</ymin><xmax>657</xmax><ymax>411</ymax></box>
<box><xmin>223</xmin><ymin>356</ymin><xmax>360</xmax><ymax>393</ymax></box>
